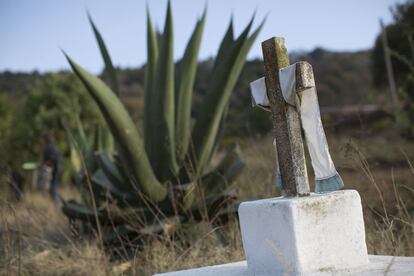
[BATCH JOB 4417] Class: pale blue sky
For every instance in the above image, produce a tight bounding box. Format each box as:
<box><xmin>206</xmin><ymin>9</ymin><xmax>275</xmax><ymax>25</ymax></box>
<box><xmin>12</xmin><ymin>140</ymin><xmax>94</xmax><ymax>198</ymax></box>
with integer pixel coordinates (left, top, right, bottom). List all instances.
<box><xmin>0</xmin><ymin>0</ymin><xmax>404</xmax><ymax>73</ymax></box>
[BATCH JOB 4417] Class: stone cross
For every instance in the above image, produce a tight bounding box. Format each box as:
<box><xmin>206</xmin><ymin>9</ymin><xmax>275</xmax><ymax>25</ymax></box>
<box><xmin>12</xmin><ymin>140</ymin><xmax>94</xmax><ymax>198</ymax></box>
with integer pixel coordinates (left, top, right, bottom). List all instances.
<box><xmin>261</xmin><ymin>37</ymin><xmax>312</xmax><ymax>196</ymax></box>
<box><xmin>251</xmin><ymin>36</ymin><xmax>345</xmax><ymax>196</ymax></box>
<box><xmin>252</xmin><ymin>37</ymin><xmax>343</xmax><ymax>196</ymax></box>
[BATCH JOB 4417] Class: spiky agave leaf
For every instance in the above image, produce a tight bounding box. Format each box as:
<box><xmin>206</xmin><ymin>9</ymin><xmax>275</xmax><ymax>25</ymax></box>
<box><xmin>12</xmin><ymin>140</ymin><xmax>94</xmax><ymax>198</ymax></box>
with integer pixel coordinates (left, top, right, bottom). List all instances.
<box><xmin>211</xmin><ymin>201</ymin><xmax>240</xmax><ymax>224</ymax></box>
<box><xmin>74</xmin><ymin>113</ymin><xmax>89</xmax><ymax>153</ymax></box>
<box><xmin>95</xmin><ymin>152</ymin><xmax>130</xmax><ymax>191</ymax></box>
<box><xmin>87</xmin><ymin>12</ymin><xmax>119</xmax><ymax>95</ymax></box>
<box><xmin>95</xmin><ymin>153</ymin><xmax>147</xmax><ymax>207</ymax></box>
<box><xmin>62</xmin><ymin>200</ymin><xmax>151</xmax><ymax>225</ymax></box>
<box><xmin>191</xmin><ymin>17</ymin><xmax>265</xmax><ymax>175</ymax></box>
<box><xmin>64</xmin><ymin>54</ymin><xmax>167</xmax><ymax>202</ymax></box>
<box><xmin>212</xmin><ymin>17</ymin><xmax>234</xmax><ymax>70</ymax></box>
<box><xmin>88</xmin><ymin>13</ymin><xmax>116</xmax><ymax>156</ymax></box>
<box><xmin>207</xmin><ymin>104</ymin><xmax>229</xmax><ymax>166</ymax></box>
<box><xmin>62</xmin><ymin>200</ymin><xmax>106</xmax><ymax>223</ymax></box>
<box><xmin>175</xmin><ymin>8</ymin><xmax>206</xmax><ymax>164</ymax></box>
<box><xmin>144</xmin><ymin>7</ymin><xmax>159</xmax><ymax>159</ymax></box>
<box><xmin>182</xmin><ymin>144</ymin><xmax>245</xmax><ymax>212</ymax></box>
<box><xmin>62</xmin><ymin>119</ymin><xmax>83</xmax><ymax>173</ymax></box>
<box><xmin>189</xmin><ymin>190</ymin><xmax>237</xmax><ymax>221</ymax></box>
<box><xmin>90</xmin><ymin>169</ymin><xmax>144</xmax><ymax>207</ymax></box>
<box><xmin>70</xmin><ymin>144</ymin><xmax>82</xmax><ymax>174</ymax></box>
<box><xmin>93</xmin><ymin>125</ymin><xmax>114</xmax><ymax>156</ymax></box>
<box><xmin>147</xmin><ymin>1</ymin><xmax>179</xmax><ymax>181</ymax></box>
<box><xmin>201</xmin><ymin>144</ymin><xmax>246</xmax><ymax>196</ymax></box>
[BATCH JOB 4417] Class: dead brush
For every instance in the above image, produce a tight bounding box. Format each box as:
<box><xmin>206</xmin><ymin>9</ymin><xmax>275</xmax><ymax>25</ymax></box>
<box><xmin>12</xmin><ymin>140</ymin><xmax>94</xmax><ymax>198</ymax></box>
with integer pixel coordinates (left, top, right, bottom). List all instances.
<box><xmin>0</xmin><ymin>193</ymin><xmax>108</xmax><ymax>276</ymax></box>
<box><xmin>132</xmin><ymin>217</ymin><xmax>244</xmax><ymax>275</ymax></box>
<box><xmin>344</xmin><ymin>141</ymin><xmax>414</xmax><ymax>256</ymax></box>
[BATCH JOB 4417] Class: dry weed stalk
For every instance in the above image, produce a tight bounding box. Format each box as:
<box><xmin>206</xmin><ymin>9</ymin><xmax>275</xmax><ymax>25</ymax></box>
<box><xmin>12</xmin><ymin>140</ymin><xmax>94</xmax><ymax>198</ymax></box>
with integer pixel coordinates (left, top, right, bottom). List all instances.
<box><xmin>345</xmin><ymin>141</ymin><xmax>414</xmax><ymax>256</ymax></box>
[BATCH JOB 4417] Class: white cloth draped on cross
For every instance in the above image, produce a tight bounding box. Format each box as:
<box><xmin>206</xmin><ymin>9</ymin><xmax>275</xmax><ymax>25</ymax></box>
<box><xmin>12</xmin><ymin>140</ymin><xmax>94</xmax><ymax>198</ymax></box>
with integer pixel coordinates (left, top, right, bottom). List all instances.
<box><xmin>250</xmin><ymin>62</ymin><xmax>344</xmax><ymax>193</ymax></box>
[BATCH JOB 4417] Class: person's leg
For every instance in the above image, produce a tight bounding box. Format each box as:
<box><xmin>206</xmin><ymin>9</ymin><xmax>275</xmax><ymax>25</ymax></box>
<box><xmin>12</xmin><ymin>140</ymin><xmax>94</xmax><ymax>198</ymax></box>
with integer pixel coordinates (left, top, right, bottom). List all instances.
<box><xmin>49</xmin><ymin>170</ymin><xmax>60</xmax><ymax>204</ymax></box>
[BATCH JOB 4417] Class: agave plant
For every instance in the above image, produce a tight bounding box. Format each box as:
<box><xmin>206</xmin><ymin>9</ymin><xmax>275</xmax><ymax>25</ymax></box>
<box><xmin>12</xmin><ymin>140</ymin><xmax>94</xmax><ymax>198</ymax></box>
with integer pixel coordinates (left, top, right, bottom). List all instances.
<box><xmin>62</xmin><ymin>2</ymin><xmax>263</xmax><ymax>243</ymax></box>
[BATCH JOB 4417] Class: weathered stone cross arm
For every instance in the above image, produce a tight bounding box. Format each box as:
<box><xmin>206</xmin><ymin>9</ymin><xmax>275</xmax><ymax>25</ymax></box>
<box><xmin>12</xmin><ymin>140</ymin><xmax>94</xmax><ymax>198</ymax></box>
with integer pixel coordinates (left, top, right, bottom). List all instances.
<box><xmin>295</xmin><ymin>61</ymin><xmax>315</xmax><ymax>92</ymax></box>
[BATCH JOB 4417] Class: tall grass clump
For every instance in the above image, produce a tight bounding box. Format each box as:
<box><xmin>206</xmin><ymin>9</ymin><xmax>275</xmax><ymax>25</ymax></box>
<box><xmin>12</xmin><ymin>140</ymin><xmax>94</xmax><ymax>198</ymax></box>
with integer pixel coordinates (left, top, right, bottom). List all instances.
<box><xmin>344</xmin><ymin>142</ymin><xmax>414</xmax><ymax>256</ymax></box>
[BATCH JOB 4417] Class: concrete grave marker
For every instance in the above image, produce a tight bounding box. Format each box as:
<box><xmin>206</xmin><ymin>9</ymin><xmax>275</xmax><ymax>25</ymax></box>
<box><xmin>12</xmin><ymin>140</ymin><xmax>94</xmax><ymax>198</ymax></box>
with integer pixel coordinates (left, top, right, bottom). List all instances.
<box><xmin>252</xmin><ymin>37</ymin><xmax>343</xmax><ymax>194</ymax></box>
<box><xmin>154</xmin><ymin>37</ymin><xmax>414</xmax><ymax>276</ymax></box>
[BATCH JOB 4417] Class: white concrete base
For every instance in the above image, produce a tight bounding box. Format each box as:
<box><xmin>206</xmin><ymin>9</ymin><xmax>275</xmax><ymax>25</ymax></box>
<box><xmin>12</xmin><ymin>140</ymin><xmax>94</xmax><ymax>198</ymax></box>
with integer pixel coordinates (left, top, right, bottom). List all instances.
<box><xmin>239</xmin><ymin>190</ymin><xmax>368</xmax><ymax>275</ymax></box>
<box><xmin>154</xmin><ymin>190</ymin><xmax>414</xmax><ymax>275</ymax></box>
<box><xmin>154</xmin><ymin>255</ymin><xmax>414</xmax><ymax>275</ymax></box>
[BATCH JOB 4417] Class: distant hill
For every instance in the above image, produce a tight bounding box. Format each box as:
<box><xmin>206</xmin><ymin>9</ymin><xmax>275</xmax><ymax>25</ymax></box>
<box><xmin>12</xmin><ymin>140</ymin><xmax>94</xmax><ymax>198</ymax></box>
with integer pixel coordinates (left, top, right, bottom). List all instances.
<box><xmin>0</xmin><ymin>48</ymin><xmax>387</xmax><ymax>135</ymax></box>
<box><xmin>0</xmin><ymin>71</ymin><xmax>43</xmax><ymax>98</ymax></box>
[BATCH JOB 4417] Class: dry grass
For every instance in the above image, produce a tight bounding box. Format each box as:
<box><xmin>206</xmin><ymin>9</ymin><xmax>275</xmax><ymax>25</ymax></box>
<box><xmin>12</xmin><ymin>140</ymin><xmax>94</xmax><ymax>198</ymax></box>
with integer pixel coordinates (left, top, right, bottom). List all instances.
<box><xmin>1</xmin><ymin>134</ymin><xmax>413</xmax><ymax>275</ymax></box>
<box><xmin>0</xmin><ymin>192</ymin><xmax>105</xmax><ymax>275</ymax></box>
<box><xmin>134</xmin><ymin>221</ymin><xmax>244</xmax><ymax>275</ymax></box>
